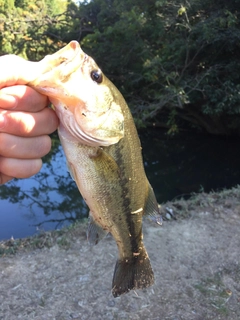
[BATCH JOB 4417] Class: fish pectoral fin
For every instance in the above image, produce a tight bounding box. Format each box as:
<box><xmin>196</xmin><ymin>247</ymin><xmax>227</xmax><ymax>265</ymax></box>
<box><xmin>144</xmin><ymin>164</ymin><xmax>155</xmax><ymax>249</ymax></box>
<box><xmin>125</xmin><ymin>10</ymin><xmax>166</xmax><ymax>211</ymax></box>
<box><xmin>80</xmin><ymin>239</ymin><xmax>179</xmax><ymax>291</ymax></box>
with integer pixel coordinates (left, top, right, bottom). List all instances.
<box><xmin>66</xmin><ymin>161</ymin><xmax>76</xmax><ymax>181</ymax></box>
<box><xmin>87</xmin><ymin>213</ymin><xmax>108</xmax><ymax>246</ymax></box>
<box><xmin>144</xmin><ymin>183</ymin><xmax>163</xmax><ymax>225</ymax></box>
<box><xmin>91</xmin><ymin>148</ymin><xmax>120</xmax><ymax>182</ymax></box>
<box><xmin>111</xmin><ymin>247</ymin><xmax>154</xmax><ymax>297</ymax></box>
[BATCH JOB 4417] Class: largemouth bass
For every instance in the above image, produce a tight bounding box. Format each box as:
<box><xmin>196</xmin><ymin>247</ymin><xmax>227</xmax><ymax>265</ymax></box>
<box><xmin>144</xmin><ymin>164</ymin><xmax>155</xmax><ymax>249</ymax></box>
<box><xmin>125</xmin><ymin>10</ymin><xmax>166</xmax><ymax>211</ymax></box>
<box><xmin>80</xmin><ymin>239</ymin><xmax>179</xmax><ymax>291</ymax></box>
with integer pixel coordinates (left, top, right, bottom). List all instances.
<box><xmin>28</xmin><ymin>41</ymin><xmax>162</xmax><ymax>297</ymax></box>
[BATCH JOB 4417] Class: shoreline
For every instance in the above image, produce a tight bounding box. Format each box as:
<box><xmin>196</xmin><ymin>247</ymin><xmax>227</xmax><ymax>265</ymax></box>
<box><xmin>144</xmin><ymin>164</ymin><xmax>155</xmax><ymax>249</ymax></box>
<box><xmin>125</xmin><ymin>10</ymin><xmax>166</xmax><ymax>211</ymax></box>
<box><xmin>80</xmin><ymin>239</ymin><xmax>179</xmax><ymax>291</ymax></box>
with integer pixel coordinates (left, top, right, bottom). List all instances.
<box><xmin>1</xmin><ymin>185</ymin><xmax>240</xmax><ymax>256</ymax></box>
<box><xmin>1</xmin><ymin>186</ymin><xmax>240</xmax><ymax>319</ymax></box>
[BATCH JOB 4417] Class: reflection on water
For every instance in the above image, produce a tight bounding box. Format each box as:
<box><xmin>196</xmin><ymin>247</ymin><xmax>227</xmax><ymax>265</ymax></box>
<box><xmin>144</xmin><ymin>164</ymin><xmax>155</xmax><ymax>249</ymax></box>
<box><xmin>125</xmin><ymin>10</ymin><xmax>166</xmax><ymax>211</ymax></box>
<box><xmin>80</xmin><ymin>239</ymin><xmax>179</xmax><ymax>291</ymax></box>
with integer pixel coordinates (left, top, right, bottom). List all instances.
<box><xmin>141</xmin><ymin>129</ymin><xmax>240</xmax><ymax>201</ymax></box>
<box><xmin>1</xmin><ymin>129</ymin><xmax>240</xmax><ymax>240</ymax></box>
<box><xmin>0</xmin><ymin>137</ymin><xmax>88</xmax><ymax>240</ymax></box>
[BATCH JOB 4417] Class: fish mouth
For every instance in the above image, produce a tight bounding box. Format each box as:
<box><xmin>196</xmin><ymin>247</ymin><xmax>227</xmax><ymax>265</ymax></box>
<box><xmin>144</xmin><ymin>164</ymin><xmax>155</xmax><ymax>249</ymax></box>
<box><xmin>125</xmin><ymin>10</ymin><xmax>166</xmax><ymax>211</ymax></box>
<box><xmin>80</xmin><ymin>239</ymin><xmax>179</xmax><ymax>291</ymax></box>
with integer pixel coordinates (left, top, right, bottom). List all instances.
<box><xmin>60</xmin><ymin>103</ymin><xmax>124</xmax><ymax>147</ymax></box>
<box><xmin>29</xmin><ymin>41</ymin><xmax>124</xmax><ymax>146</ymax></box>
<box><xmin>29</xmin><ymin>41</ymin><xmax>84</xmax><ymax>96</ymax></box>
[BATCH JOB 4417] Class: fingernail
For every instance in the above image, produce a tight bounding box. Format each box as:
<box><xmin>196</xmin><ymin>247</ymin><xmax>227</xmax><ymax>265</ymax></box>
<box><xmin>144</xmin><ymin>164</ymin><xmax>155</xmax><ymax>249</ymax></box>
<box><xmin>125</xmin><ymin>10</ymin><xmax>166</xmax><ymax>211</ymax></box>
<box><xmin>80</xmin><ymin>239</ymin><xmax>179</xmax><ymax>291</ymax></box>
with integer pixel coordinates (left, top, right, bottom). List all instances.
<box><xmin>0</xmin><ymin>92</ymin><xmax>17</xmax><ymax>109</ymax></box>
<box><xmin>0</xmin><ymin>113</ymin><xmax>5</xmax><ymax>129</ymax></box>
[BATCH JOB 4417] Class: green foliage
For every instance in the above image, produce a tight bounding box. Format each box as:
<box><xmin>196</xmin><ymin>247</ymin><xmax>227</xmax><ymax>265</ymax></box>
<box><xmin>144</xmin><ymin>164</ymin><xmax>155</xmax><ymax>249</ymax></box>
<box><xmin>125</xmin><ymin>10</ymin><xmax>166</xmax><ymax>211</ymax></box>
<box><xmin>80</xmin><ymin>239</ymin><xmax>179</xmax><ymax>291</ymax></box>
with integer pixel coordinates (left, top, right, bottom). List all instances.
<box><xmin>0</xmin><ymin>0</ymin><xmax>15</xmax><ymax>13</ymax></box>
<box><xmin>72</xmin><ymin>0</ymin><xmax>240</xmax><ymax>134</ymax></box>
<box><xmin>1</xmin><ymin>0</ymin><xmax>240</xmax><ymax>134</ymax></box>
<box><xmin>0</xmin><ymin>0</ymin><xmax>70</xmax><ymax>60</ymax></box>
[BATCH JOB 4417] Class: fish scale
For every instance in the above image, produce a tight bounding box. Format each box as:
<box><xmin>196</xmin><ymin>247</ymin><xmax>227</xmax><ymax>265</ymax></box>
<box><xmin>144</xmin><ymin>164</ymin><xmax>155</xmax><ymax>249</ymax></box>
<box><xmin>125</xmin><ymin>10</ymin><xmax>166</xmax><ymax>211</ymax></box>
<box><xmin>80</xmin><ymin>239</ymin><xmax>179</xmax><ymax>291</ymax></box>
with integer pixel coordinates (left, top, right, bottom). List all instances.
<box><xmin>28</xmin><ymin>41</ymin><xmax>162</xmax><ymax>297</ymax></box>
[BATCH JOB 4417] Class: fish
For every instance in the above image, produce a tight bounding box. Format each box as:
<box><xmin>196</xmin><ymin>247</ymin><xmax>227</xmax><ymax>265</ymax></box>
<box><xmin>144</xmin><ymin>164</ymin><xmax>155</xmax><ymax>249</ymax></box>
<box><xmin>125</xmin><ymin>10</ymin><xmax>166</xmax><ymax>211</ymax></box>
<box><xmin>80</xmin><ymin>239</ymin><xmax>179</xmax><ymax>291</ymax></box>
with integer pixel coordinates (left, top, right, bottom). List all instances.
<box><xmin>28</xmin><ymin>41</ymin><xmax>162</xmax><ymax>297</ymax></box>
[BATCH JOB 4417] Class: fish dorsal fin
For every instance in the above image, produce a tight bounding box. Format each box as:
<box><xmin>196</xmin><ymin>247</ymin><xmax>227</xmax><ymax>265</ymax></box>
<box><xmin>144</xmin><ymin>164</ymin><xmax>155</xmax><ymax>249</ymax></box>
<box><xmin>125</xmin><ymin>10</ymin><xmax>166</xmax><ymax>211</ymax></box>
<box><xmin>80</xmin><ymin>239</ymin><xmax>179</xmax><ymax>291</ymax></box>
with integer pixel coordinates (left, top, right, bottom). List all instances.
<box><xmin>87</xmin><ymin>213</ymin><xmax>108</xmax><ymax>245</ymax></box>
<box><xmin>144</xmin><ymin>183</ymin><xmax>163</xmax><ymax>225</ymax></box>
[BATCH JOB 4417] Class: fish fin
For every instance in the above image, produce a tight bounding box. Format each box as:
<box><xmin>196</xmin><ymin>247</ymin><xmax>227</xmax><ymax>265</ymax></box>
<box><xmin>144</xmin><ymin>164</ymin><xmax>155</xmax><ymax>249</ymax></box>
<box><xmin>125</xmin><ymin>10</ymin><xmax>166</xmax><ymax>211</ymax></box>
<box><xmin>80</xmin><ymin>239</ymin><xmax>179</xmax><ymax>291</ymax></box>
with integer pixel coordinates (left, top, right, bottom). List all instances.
<box><xmin>87</xmin><ymin>214</ymin><xmax>108</xmax><ymax>246</ymax></box>
<box><xmin>144</xmin><ymin>183</ymin><xmax>163</xmax><ymax>225</ymax></box>
<box><xmin>90</xmin><ymin>147</ymin><xmax>120</xmax><ymax>182</ymax></box>
<box><xmin>112</xmin><ymin>247</ymin><xmax>154</xmax><ymax>297</ymax></box>
<box><xmin>66</xmin><ymin>161</ymin><xmax>75</xmax><ymax>181</ymax></box>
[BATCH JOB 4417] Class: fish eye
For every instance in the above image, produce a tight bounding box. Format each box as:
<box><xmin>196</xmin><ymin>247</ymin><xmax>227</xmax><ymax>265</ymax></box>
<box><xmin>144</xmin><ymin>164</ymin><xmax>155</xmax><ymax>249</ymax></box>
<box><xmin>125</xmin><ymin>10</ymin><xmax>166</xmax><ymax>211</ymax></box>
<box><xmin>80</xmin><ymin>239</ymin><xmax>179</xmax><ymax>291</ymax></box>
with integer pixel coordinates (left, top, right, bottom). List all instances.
<box><xmin>90</xmin><ymin>70</ymin><xmax>103</xmax><ymax>83</ymax></box>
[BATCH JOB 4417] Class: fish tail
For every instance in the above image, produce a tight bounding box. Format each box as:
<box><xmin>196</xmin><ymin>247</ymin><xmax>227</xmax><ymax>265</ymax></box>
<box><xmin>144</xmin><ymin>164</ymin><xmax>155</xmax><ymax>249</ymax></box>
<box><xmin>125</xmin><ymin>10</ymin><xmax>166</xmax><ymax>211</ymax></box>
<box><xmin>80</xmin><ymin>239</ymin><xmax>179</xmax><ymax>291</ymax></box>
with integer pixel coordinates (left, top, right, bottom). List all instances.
<box><xmin>111</xmin><ymin>247</ymin><xmax>154</xmax><ymax>297</ymax></box>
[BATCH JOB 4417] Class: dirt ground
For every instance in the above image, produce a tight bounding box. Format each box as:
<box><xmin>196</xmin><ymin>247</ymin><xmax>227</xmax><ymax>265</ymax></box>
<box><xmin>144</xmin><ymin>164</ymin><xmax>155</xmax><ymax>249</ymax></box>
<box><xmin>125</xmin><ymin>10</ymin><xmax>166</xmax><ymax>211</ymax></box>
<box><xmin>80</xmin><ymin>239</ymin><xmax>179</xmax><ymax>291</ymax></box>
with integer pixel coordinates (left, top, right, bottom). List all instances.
<box><xmin>0</xmin><ymin>187</ymin><xmax>240</xmax><ymax>320</ymax></box>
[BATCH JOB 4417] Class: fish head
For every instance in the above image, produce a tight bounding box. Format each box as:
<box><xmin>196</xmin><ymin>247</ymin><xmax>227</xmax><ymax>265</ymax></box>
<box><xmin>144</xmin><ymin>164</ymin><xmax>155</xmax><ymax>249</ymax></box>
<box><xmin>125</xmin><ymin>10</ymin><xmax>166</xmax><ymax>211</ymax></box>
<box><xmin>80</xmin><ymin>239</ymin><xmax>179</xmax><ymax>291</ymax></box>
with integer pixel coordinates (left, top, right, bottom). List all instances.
<box><xmin>29</xmin><ymin>41</ymin><xmax>124</xmax><ymax>147</ymax></box>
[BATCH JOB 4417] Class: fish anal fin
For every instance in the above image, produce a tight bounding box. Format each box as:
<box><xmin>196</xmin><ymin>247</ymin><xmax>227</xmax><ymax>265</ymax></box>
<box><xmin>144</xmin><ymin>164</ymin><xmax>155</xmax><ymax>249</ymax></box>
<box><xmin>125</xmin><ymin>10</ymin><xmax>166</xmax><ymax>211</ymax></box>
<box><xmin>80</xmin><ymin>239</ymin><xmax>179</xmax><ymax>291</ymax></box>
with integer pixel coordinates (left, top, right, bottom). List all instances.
<box><xmin>112</xmin><ymin>247</ymin><xmax>154</xmax><ymax>297</ymax></box>
<box><xmin>87</xmin><ymin>213</ymin><xmax>108</xmax><ymax>246</ymax></box>
<box><xmin>144</xmin><ymin>183</ymin><xmax>163</xmax><ymax>225</ymax></box>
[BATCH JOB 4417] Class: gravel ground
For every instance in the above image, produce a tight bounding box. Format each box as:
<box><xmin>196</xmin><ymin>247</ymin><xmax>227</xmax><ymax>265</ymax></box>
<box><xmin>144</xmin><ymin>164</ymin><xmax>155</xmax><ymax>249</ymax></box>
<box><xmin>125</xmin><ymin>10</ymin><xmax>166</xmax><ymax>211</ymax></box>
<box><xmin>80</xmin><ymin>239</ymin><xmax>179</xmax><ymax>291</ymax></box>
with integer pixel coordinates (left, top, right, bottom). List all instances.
<box><xmin>0</xmin><ymin>187</ymin><xmax>240</xmax><ymax>320</ymax></box>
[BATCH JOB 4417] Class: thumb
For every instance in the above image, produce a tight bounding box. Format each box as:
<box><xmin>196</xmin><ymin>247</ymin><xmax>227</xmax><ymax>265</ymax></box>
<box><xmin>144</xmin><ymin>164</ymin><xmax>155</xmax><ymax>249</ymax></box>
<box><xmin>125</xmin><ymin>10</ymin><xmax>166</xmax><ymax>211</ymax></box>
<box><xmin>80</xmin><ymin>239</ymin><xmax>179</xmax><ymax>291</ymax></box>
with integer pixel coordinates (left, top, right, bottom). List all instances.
<box><xmin>0</xmin><ymin>55</ymin><xmax>44</xmax><ymax>89</ymax></box>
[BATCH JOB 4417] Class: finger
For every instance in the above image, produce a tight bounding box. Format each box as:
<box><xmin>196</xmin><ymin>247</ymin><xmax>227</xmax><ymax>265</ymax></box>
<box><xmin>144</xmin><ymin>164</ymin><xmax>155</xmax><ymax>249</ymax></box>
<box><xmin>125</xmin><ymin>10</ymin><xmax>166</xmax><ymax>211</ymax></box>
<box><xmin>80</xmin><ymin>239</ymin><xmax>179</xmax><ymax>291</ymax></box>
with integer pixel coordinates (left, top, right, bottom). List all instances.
<box><xmin>0</xmin><ymin>108</ymin><xmax>59</xmax><ymax>137</ymax></box>
<box><xmin>0</xmin><ymin>134</ymin><xmax>51</xmax><ymax>159</ymax></box>
<box><xmin>0</xmin><ymin>173</ymin><xmax>14</xmax><ymax>185</ymax></box>
<box><xmin>0</xmin><ymin>85</ymin><xmax>49</xmax><ymax>112</ymax></box>
<box><xmin>0</xmin><ymin>55</ymin><xmax>41</xmax><ymax>88</ymax></box>
<box><xmin>0</xmin><ymin>157</ymin><xmax>42</xmax><ymax>179</ymax></box>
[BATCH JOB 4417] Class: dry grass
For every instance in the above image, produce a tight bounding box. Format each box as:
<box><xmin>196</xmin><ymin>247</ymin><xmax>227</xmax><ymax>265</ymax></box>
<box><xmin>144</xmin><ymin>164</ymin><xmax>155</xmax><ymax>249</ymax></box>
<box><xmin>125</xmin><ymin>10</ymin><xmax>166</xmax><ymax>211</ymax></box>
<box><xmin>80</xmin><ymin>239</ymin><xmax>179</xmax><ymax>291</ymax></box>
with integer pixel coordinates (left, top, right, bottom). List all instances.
<box><xmin>0</xmin><ymin>186</ymin><xmax>240</xmax><ymax>319</ymax></box>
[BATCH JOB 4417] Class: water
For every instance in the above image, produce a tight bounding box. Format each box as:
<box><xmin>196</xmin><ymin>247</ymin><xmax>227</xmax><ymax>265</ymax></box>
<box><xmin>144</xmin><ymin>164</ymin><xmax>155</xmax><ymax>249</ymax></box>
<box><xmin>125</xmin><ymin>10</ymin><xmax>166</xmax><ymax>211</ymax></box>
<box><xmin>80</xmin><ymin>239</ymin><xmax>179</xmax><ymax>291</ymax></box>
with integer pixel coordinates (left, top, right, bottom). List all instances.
<box><xmin>140</xmin><ymin>129</ymin><xmax>240</xmax><ymax>201</ymax></box>
<box><xmin>0</xmin><ymin>138</ymin><xmax>88</xmax><ymax>240</ymax></box>
<box><xmin>1</xmin><ymin>129</ymin><xmax>240</xmax><ymax>240</ymax></box>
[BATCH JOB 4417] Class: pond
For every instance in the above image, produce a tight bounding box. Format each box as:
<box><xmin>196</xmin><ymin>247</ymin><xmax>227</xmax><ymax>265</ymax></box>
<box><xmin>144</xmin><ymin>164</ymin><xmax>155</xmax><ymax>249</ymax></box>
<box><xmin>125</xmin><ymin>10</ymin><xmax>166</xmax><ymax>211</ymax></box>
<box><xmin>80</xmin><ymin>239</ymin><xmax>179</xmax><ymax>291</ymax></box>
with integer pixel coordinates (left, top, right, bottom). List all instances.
<box><xmin>1</xmin><ymin>129</ymin><xmax>240</xmax><ymax>240</ymax></box>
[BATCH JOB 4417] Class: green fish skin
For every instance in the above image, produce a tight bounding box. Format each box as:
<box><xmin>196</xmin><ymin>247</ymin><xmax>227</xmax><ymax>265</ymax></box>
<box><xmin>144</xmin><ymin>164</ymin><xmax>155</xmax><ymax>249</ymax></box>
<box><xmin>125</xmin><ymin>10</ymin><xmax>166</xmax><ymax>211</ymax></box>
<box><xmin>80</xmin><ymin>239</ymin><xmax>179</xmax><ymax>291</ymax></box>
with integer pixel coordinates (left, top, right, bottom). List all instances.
<box><xmin>28</xmin><ymin>41</ymin><xmax>162</xmax><ymax>297</ymax></box>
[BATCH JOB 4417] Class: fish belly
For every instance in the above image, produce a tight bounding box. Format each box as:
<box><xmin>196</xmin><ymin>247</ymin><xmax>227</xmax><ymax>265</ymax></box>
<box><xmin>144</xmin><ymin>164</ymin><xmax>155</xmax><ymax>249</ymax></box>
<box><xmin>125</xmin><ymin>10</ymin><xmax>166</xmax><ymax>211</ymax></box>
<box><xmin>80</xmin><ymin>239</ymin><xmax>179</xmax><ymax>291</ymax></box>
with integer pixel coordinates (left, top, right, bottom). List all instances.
<box><xmin>59</xmin><ymin>127</ymin><xmax>155</xmax><ymax>297</ymax></box>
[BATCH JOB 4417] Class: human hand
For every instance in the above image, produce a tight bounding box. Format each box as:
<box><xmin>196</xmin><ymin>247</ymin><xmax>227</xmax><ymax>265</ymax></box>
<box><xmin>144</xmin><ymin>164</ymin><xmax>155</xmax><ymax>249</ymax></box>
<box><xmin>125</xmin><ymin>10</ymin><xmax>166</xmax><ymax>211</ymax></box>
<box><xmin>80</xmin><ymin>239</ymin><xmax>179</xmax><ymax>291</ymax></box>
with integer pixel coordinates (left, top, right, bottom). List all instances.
<box><xmin>0</xmin><ymin>56</ymin><xmax>59</xmax><ymax>184</ymax></box>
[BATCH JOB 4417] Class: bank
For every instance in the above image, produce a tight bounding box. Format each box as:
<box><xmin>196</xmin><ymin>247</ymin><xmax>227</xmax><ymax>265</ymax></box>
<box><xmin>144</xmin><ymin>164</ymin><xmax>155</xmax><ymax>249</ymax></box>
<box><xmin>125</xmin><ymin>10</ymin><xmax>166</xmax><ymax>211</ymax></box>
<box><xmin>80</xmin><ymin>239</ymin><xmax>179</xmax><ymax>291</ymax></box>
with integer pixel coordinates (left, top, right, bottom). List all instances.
<box><xmin>0</xmin><ymin>186</ymin><xmax>240</xmax><ymax>319</ymax></box>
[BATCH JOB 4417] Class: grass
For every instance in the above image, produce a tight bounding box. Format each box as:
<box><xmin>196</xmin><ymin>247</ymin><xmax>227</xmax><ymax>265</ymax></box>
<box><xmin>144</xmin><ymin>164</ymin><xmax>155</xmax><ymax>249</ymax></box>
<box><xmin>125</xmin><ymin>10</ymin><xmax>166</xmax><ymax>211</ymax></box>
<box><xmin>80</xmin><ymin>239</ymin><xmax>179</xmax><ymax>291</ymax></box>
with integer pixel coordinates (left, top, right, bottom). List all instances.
<box><xmin>161</xmin><ymin>184</ymin><xmax>240</xmax><ymax>221</ymax></box>
<box><xmin>0</xmin><ymin>219</ymin><xmax>88</xmax><ymax>257</ymax></box>
<box><xmin>194</xmin><ymin>272</ymin><xmax>233</xmax><ymax>315</ymax></box>
<box><xmin>1</xmin><ymin>184</ymin><xmax>240</xmax><ymax>256</ymax></box>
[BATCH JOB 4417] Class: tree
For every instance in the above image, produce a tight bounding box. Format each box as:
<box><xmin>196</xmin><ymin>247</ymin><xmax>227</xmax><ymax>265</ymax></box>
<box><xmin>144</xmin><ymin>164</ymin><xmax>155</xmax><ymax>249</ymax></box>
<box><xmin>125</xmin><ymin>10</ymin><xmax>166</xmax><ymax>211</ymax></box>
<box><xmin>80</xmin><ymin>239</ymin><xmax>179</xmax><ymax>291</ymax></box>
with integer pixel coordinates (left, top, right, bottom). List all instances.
<box><xmin>0</xmin><ymin>0</ymin><xmax>70</xmax><ymax>60</ymax></box>
<box><xmin>70</xmin><ymin>0</ymin><xmax>240</xmax><ymax>135</ymax></box>
<box><xmin>1</xmin><ymin>0</ymin><xmax>240</xmax><ymax>134</ymax></box>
